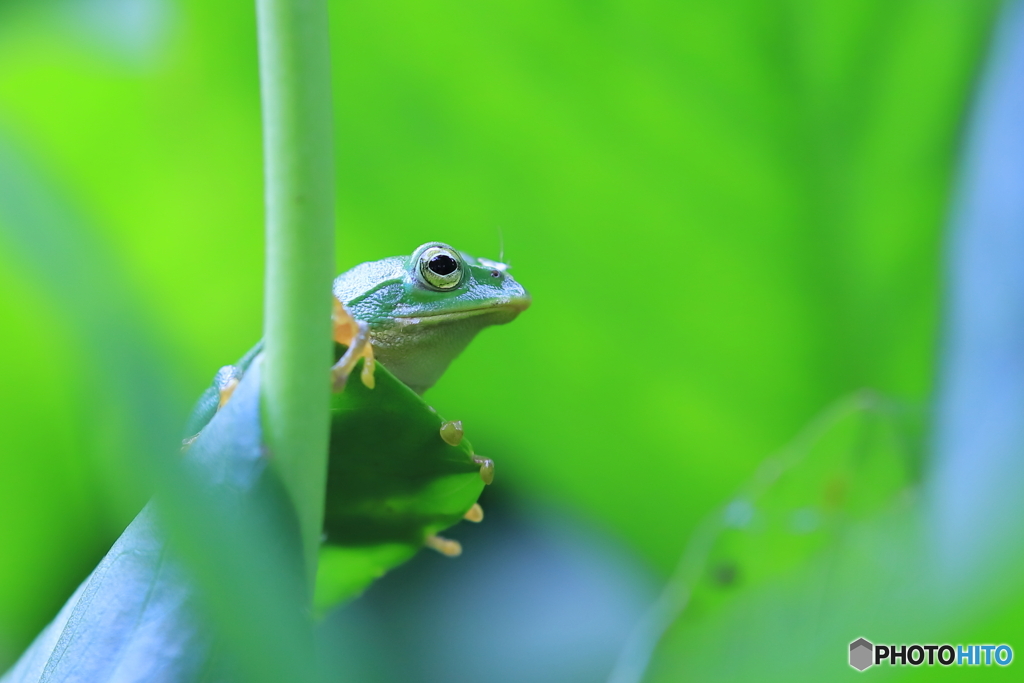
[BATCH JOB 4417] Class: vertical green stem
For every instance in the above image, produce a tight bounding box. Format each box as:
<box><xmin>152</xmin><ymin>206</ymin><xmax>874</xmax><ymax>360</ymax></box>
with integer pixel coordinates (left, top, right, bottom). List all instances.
<box><xmin>255</xmin><ymin>0</ymin><xmax>335</xmax><ymax>595</ymax></box>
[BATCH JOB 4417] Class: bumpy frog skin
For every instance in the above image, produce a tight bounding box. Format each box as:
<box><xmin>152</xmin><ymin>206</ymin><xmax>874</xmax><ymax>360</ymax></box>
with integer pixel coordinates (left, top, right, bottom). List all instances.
<box><xmin>332</xmin><ymin>242</ymin><xmax>530</xmax><ymax>394</ymax></box>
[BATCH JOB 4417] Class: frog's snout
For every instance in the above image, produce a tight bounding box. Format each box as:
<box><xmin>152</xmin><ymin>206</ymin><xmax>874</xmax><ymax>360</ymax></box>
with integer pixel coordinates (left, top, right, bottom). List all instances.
<box><xmin>500</xmin><ymin>273</ymin><xmax>531</xmax><ymax>312</ymax></box>
<box><xmin>509</xmin><ymin>290</ymin><xmax>531</xmax><ymax>311</ymax></box>
<box><xmin>500</xmin><ymin>285</ymin><xmax>531</xmax><ymax>319</ymax></box>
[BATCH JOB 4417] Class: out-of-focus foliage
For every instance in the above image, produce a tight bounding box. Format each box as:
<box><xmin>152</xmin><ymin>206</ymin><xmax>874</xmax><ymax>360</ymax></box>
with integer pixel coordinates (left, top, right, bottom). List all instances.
<box><xmin>0</xmin><ymin>363</ymin><xmax>313</xmax><ymax>683</ymax></box>
<box><xmin>0</xmin><ymin>133</ymin><xmax>322</xmax><ymax>683</ymax></box>
<box><xmin>0</xmin><ymin>0</ymin><xmax>1012</xmax><ymax>680</ymax></box>
<box><xmin>637</xmin><ymin>393</ymin><xmax>921</xmax><ymax>681</ymax></box>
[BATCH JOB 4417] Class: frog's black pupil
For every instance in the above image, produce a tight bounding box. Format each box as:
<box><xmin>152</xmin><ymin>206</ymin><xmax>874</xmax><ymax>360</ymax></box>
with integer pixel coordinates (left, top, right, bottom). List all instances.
<box><xmin>428</xmin><ymin>254</ymin><xmax>458</xmax><ymax>276</ymax></box>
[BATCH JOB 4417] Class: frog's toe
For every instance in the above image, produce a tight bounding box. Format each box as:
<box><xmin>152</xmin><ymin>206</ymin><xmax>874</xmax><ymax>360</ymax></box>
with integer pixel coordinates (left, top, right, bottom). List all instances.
<box><xmin>359</xmin><ymin>353</ymin><xmax>376</xmax><ymax>389</ymax></box>
<box><xmin>463</xmin><ymin>503</ymin><xmax>484</xmax><ymax>523</ymax></box>
<box><xmin>331</xmin><ymin>366</ymin><xmax>350</xmax><ymax>392</ymax></box>
<box><xmin>440</xmin><ymin>420</ymin><xmax>464</xmax><ymax>446</ymax></box>
<box><xmin>425</xmin><ymin>534</ymin><xmax>462</xmax><ymax>557</ymax></box>
<box><xmin>330</xmin><ymin>314</ymin><xmax>376</xmax><ymax>392</ymax></box>
<box><xmin>472</xmin><ymin>455</ymin><xmax>495</xmax><ymax>485</ymax></box>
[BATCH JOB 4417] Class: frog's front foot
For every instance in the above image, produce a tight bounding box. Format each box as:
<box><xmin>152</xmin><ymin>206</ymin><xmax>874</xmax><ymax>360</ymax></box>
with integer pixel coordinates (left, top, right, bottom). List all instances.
<box><xmin>425</xmin><ymin>534</ymin><xmax>462</xmax><ymax>557</ymax></box>
<box><xmin>330</xmin><ymin>298</ymin><xmax>376</xmax><ymax>391</ymax></box>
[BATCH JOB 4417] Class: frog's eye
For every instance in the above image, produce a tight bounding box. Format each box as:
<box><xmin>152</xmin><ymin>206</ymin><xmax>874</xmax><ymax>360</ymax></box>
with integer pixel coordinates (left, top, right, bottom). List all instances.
<box><xmin>417</xmin><ymin>246</ymin><xmax>464</xmax><ymax>290</ymax></box>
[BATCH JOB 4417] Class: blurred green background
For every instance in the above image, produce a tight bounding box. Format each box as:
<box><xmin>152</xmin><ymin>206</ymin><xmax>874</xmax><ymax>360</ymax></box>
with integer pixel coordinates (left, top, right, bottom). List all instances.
<box><xmin>1</xmin><ymin>0</ymin><xmax>1019</xmax><ymax>680</ymax></box>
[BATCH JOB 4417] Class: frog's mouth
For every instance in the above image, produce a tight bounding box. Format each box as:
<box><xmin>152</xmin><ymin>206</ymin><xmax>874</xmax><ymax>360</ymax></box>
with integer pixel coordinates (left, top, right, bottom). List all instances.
<box><xmin>393</xmin><ymin>297</ymin><xmax>531</xmax><ymax>323</ymax></box>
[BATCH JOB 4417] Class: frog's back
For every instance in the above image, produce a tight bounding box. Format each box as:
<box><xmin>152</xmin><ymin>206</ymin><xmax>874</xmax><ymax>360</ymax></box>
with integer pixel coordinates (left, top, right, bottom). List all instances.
<box><xmin>332</xmin><ymin>257</ymin><xmax>407</xmax><ymax>308</ymax></box>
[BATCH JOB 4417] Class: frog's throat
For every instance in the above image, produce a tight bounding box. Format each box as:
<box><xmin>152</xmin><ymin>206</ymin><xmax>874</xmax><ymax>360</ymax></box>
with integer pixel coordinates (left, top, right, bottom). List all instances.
<box><xmin>368</xmin><ymin>301</ymin><xmax>528</xmax><ymax>394</ymax></box>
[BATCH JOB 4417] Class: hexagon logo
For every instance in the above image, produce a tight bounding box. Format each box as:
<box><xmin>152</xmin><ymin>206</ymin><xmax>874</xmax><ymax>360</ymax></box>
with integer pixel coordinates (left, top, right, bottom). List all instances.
<box><xmin>850</xmin><ymin>638</ymin><xmax>874</xmax><ymax>671</ymax></box>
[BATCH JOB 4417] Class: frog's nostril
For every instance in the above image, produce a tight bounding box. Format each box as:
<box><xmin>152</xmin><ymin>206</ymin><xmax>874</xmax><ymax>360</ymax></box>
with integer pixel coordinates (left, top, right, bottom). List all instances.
<box><xmin>490</xmin><ymin>270</ymin><xmax>501</xmax><ymax>278</ymax></box>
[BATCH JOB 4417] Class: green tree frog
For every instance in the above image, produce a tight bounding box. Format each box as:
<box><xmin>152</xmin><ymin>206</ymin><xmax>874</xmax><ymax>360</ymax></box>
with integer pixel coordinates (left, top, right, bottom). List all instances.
<box><xmin>183</xmin><ymin>242</ymin><xmax>529</xmax><ymax>578</ymax></box>
<box><xmin>330</xmin><ymin>241</ymin><xmax>531</xmax><ymax>394</ymax></box>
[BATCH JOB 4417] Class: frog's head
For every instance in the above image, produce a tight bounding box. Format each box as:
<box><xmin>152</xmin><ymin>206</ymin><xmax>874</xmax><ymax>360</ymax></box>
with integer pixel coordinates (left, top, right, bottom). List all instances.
<box><xmin>333</xmin><ymin>242</ymin><xmax>531</xmax><ymax>393</ymax></box>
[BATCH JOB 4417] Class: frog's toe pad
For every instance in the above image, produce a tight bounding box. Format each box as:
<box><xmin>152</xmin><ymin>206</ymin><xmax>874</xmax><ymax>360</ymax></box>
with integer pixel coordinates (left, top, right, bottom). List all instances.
<box><xmin>425</xmin><ymin>534</ymin><xmax>462</xmax><ymax>557</ymax></box>
<box><xmin>463</xmin><ymin>503</ymin><xmax>484</xmax><ymax>523</ymax></box>
<box><xmin>472</xmin><ymin>455</ymin><xmax>495</xmax><ymax>485</ymax></box>
<box><xmin>440</xmin><ymin>420</ymin><xmax>464</xmax><ymax>446</ymax></box>
<box><xmin>360</xmin><ymin>356</ymin><xmax>376</xmax><ymax>389</ymax></box>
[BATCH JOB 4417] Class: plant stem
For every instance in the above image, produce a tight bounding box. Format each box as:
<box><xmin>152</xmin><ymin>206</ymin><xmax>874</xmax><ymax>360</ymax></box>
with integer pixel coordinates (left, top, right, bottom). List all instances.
<box><xmin>255</xmin><ymin>0</ymin><xmax>335</xmax><ymax>596</ymax></box>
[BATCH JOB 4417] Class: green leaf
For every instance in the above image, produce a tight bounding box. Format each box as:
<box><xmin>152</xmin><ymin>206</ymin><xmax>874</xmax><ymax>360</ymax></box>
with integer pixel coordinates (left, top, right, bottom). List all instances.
<box><xmin>183</xmin><ymin>341</ymin><xmax>487</xmax><ymax>612</ymax></box>
<box><xmin>316</xmin><ymin>354</ymin><xmax>486</xmax><ymax>610</ymax></box>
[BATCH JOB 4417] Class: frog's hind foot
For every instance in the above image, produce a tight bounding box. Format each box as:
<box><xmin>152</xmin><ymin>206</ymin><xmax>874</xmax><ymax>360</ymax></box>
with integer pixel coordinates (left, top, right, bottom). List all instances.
<box><xmin>215</xmin><ymin>365</ymin><xmax>244</xmax><ymax>408</ymax></box>
<box><xmin>439</xmin><ymin>420</ymin><xmax>464</xmax><ymax>446</ymax></box>
<box><xmin>331</xmin><ymin>298</ymin><xmax>376</xmax><ymax>392</ymax></box>
<box><xmin>472</xmin><ymin>455</ymin><xmax>495</xmax><ymax>485</ymax></box>
<box><xmin>182</xmin><ymin>364</ymin><xmax>244</xmax><ymax>452</ymax></box>
<box><xmin>425</xmin><ymin>534</ymin><xmax>462</xmax><ymax>557</ymax></box>
<box><xmin>218</xmin><ymin>377</ymin><xmax>239</xmax><ymax>409</ymax></box>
